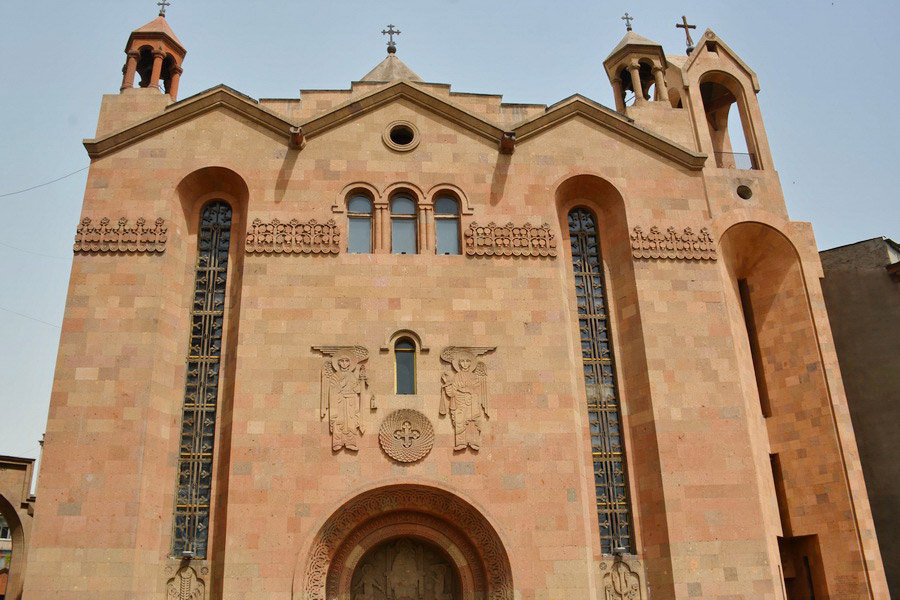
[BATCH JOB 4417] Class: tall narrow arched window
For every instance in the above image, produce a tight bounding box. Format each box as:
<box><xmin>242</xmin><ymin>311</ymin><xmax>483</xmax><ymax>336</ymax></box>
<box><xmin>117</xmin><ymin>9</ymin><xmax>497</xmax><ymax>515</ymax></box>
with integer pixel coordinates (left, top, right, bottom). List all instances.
<box><xmin>567</xmin><ymin>207</ymin><xmax>633</xmax><ymax>554</ymax></box>
<box><xmin>391</xmin><ymin>196</ymin><xmax>417</xmax><ymax>254</ymax></box>
<box><xmin>395</xmin><ymin>338</ymin><xmax>416</xmax><ymax>394</ymax></box>
<box><xmin>172</xmin><ymin>200</ymin><xmax>233</xmax><ymax>559</ymax></box>
<box><xmin>434</xmin><ymin>195</ymin><xmax>460</xmax><ymax>255</ymax></box>
<box><xmin>347</xmin><ymin>195</ymin><xmax>373</xmax><ymax>254</ymax></box>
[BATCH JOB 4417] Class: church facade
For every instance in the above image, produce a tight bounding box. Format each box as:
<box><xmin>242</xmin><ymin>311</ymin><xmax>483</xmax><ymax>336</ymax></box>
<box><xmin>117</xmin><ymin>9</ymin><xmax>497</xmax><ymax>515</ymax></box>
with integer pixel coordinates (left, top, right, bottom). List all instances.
<box><xmin>17</xmin><ymin>10</ymin><xmax>888</xmax><ymax>600</ymax></box>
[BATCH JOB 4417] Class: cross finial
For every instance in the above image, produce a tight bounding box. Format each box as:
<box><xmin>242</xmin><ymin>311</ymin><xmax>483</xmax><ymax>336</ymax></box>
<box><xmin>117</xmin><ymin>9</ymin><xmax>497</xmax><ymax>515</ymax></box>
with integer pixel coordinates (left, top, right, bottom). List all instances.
<box><xmin>676</xmin><ymin>15</ymin><xmax>697</xmax><ymax>50</ymax></box>
<box><xmin>157</xmin><ymin>0</ymin><xmax>171</xmax><ymax>17</ymax></box>
<box><xmin>621</xmin><ymin>13</ymin><xmax>634</xmax><ymax>32</ymax></box>
<box><xmin>382</xmin><ymin>24</ymin><xmax>401</xmax><ymax>54</ymax></box>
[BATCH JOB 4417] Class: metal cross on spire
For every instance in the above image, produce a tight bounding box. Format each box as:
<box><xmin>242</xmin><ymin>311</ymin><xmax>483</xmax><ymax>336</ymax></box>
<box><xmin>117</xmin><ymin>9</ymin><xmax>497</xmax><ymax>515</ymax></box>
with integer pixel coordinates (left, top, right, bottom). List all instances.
<box><xmin>676</xmin><ymin>15</ymin><xmax>697</xmax><ymax>50</ymax></box>
<box><xmin>382</xmin><ymin>24</ymin><xmax>401</xmax><ymax>54</ymax></box>
<box><xmin>157</xmin><ymin>0</ymin><xmax>171</xmax><ymax>17</ymax></box>
<box><xmin>621</xmin><ymin>13</ymin><xmax>634</xmax><ymax>32</ymax></box>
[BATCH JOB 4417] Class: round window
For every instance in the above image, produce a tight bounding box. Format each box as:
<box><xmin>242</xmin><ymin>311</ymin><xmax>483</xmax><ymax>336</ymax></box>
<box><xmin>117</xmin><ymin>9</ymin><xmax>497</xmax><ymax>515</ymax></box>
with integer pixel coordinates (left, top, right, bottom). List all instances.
<box><xmin>736</xmin><ymin>185</ymin><xmax>753</xmax><ymax>199</ymax></box>
<box><xmin>383</xmin><ymin>120</ymin><xmax>420</xmax><ymax>152</ymax></box>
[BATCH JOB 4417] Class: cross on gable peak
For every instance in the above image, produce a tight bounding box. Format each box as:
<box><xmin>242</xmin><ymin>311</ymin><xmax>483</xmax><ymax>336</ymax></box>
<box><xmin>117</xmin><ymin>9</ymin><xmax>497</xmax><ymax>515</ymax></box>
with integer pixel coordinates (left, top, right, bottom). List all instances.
<box><xmin>676</xmin><ymin>15</ymin><xmax>697</xmax><ymax>50</ymax></box>
<box><xmin>382</xmin><ymin>24</ymin><xmax>401</xmax><ymax>54</ymax></box>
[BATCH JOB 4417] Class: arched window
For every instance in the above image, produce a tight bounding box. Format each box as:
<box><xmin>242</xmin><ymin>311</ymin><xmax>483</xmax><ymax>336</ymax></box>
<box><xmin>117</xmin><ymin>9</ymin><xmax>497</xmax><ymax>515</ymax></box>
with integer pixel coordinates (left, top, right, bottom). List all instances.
<box><xmin>395</xmin><ymin>338</ymin><xmax>416</xmax><ymax>394</ymax></box>
<box><xmin>172</xmin><ymin>200</ymin><xmax>233</xmax><ymax>560</ymax></box>
<box><xmin>391</xmin><ymin>195</ymin><xmax>417</xmax><ymax>254</ymax></box>
<box><xmin>347</xmin><ymin>195</ymin><xmax>373</xmax><ymax>254</ymax></box>
<box><xmin>434</xmin><ymin>195</ymin><xmax>460</xmax><ymax>255</ymax></box>
<box><xmin>567</xmin><ymin>206</ymin><xmax>633</xmax><ymax>554</ymax></box>
<box><xmin>700</xmin><ymin>74</ymin><xmax>760</xmax><ymax>170</ymax></box>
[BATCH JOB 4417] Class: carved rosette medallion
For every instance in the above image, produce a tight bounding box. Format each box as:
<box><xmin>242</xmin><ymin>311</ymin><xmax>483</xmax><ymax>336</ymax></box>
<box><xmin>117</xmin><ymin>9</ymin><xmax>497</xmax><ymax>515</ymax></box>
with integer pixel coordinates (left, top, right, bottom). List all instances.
<box><xmin>379</xmin><ymin>409</ymin><xmax>434</xmax><ymax>463</ymax></box>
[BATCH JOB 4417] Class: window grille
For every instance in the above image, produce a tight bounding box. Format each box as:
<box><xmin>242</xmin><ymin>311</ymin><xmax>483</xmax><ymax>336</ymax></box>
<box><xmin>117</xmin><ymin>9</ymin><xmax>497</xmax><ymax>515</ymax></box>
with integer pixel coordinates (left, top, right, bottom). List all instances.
<box><xmin>567</xmin><ymin>207</ymin><xmax>633</xmax><ymax>554</ymax></box>
<box><xmin>172</xmin><ymin>200</ymin><xmax>233</xmax><ymax>558</ymax></box>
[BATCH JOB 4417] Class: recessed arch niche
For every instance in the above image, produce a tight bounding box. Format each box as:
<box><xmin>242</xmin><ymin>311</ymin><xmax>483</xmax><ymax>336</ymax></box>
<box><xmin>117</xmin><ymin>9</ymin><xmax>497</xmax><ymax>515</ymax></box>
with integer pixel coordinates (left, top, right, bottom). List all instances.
<box><xmin>297</xmin><ymin>484</ymin><xmax>513</xmax><ymax>600</ymax></box>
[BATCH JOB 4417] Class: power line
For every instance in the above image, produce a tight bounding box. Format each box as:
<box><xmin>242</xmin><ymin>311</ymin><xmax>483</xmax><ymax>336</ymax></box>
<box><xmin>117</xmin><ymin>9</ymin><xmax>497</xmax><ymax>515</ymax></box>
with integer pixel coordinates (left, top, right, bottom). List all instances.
<box><xmin>0</xmin><ymin>241</ymin><xmax>71</xmax><ymax>260</ymax></box>
<box><xmin>0</xmin><ymin>166</ymin><xmax>89</xmax><ymax>199</ymax></box>
<box><xmin>0</xmin><ymin>305</ymin><xmax>61</xmax><ymax>329</ymax></box>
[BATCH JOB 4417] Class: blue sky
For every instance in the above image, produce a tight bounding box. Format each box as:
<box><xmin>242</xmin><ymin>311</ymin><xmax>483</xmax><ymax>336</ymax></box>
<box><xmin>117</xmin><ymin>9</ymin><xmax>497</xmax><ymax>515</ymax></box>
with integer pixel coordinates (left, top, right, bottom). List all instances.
<box><xmin>1</xmin><ymin>0</ymin><xmax>897</xmax><ymax>458</ymax></box>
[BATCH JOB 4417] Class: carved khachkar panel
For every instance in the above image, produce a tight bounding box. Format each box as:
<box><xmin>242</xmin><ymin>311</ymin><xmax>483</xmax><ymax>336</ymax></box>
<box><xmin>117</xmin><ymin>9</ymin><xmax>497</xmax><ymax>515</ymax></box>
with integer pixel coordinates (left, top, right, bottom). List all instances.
<box><xmin>313</xmin><ymin>346</ymin><xmax>374</xmax><ymax>452</ymax></box>
<box><xmin>165</xmin><ymin>564</ymin><xmax>206</xmax><ymax>600</ymax></box>
<box><xmin>246</xmin><ymin>218</ymin><xmax>340</xmax><ymax>254</ymax></box>
<box><xmin>464</xmin><ymin>222</ymin><xmax>557</xmax><ymax>257</ymax></box>
<box><xmin>379</xmin><ymin>409</ymin><xmax>434</xmax><ymax>463</ymax></box>
<box><xmin>351</xmin><ymin>537</ymin><xmax>460</xmax><ymax>600</ymax></box>
<box><xmin>440</xmin><ymin>347</ymin><xmax>496</xmax><ymax>451</ymax></box>
<box><xmin>629</xmin><ymin>225</ymin><xmax>716</xmax><ymax>261</ymax></box>
<box><xmin>304</xmin><ymin>485</ymin><xmax>514</xmax><ymax>600</ymax></box>
<box><xmin>74</xmin><ymin>216</ymin><xmax>167</xmax><ymax>253</ymax></box>
<box><xmin>599</xmin><ymin>559</ymin><xmax>645</xmax><ymax>600</ymax></box>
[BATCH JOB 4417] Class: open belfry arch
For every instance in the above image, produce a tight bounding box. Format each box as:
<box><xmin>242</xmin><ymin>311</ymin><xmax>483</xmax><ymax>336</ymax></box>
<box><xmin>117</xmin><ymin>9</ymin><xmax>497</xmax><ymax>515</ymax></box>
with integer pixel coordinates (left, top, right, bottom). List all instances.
<box><xmin>19</xmin><ymin>6</ymin><xmax>888</xmax><ymax>600</ymax></box>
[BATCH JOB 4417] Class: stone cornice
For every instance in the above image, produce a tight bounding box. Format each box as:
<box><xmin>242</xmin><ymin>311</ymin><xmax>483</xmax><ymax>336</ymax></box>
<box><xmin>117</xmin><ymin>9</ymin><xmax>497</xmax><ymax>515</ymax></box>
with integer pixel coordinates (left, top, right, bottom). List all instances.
<box><xmin>83</xmin><ymin>86</ymin><xmax>295</xmax><ymax>158</ymax></box>
<box><xmin>512</xmin><ymin>95</ymin><xmax>707</xmax><ymax>171</ymax></box>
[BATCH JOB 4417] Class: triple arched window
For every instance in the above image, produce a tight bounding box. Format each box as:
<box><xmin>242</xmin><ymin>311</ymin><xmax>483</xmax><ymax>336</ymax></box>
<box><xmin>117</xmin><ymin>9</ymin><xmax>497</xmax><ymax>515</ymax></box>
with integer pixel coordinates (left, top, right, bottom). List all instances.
<box><xmin>346</xmin><ymin>190</ymin><xmax>461</xmax><ymax>256</ymax></box>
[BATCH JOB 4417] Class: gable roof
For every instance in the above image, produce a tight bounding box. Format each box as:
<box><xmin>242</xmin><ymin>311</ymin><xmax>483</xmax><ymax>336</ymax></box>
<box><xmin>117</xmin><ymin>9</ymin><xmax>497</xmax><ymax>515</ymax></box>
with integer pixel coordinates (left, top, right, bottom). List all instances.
<box><xmin>360</xmin><ymin>54</ymin><xmax>423</xmax><ymax>83</ymax></box>
<box><xmin>83</xmin><ymin>81</ymin><xmax>706</xmax><ymax>170</ymax></box>
<box><xmin>683</xmin><ymin>29</ymin><xmax>760</xmax><ymax>92</ymax></box>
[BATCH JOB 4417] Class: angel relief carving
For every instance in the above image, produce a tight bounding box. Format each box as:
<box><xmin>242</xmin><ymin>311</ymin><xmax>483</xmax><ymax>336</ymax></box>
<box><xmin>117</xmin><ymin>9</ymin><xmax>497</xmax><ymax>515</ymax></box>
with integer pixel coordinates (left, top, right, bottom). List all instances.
<box><xmin>313</xmin><ymin>346</ymin><xmax>375</xmax><ymax>451</ymax></box>
<box><xmin>440</xmin><ymin>347</ymin><xmax>496</xmax><ymax>451</ymax></box>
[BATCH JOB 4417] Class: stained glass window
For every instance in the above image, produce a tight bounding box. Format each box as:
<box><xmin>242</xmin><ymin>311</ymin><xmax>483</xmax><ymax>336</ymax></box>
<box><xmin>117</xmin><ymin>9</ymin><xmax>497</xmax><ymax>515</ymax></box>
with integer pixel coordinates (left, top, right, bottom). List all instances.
<box><xmin>172</xmin><ymin>200</ymin><xmax>232</xmax><ymax>558</ymax></box>
<box><xmin>567</xmin><ymin>207</ymin><xmax>633</xmax><ymax>554</ymax></box>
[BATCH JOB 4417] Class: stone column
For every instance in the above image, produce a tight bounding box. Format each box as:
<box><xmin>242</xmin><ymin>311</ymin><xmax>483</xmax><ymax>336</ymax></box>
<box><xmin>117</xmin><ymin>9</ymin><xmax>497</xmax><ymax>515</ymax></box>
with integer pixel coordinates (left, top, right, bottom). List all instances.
<box><xmin>375</xmin><ymin>204</ymin><xmax>387</xmax><ymax>253</ymax></box>
<box><xmin>424</xmin><ymin>206</ymin><xmax>435</xmax><ymax>252</ymax></box>
<box><xmin>120</xmin><ymin>51</ymin><xmax>139</xmax><ymax>91</ymax></box>
<box><xmin>652</xmin><ymin>66</ymin><xmax>669</xmax><ymax>103</ymax></box>
<box><xmin>612</xmin><ymin>76</ymin><xmax>625</xmax><ymax>112</ymax></box>
<box><xmin>149</xmin><ymin>50</ymin><xmax>166</xmax><ymax>90</ymax></box>
<box><xmin>417</xmin><ymin>205</ymin><xmax>427</xmax><ymax>253</ymax></box>
<box><xmin>628</xmin><ymin>64</ymin><xmax>645</xmax><ymax>105</ymax></box>
<box><xmin>168</xmin><ymin>65</ymin><xmax>184</xmax><ymax>100</ymax></box>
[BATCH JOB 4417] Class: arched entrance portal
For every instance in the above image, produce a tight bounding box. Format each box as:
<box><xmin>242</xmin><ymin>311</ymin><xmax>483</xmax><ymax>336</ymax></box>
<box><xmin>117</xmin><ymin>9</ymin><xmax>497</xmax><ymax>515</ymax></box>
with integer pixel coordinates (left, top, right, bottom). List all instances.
<box><xmin>297</xmin><ymin>484</ymin><xmax>513</xmax><ymax>600</ymax></box>
<box><xmin>351</xmin><ymin>537</ymin><xmax>461</xmax><ymax>600</ymax></box>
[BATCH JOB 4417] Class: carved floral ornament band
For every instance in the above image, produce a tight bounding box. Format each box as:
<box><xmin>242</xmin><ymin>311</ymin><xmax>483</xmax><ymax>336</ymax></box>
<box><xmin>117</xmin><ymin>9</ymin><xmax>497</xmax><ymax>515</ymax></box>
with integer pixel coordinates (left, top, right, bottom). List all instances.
<box><xmin>74</xmin><ymin>217</ymin><xmax>167</xmax><ymax>253</ymax></box>
<box><xmin>629</xmin><ymin>225</ymin><xmax>717</xmax><ymax>261</ymax></box>
<box><xmin>246</xmin><ymin>218</ymin><xmax>340</xmax><ymax>254</ymax></box>
<box><xmin>464</xmin><ymin>221</ymin><xmax>558</xmax><ymax>258</ymax></box>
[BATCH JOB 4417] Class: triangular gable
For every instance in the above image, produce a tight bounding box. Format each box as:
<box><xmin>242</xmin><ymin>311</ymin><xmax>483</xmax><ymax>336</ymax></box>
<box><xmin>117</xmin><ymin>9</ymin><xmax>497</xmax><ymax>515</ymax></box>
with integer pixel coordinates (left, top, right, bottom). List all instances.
<box><xmin>299</xmin><ymin>80</ymin><xmax>505</xmax><ymax>144</ymax></box>
<box><xmin>512</xmin><ymin>95</ymin><xmax>707</xmax><ymax>170</ymax></box>
<box><xmin>683</xmin><ymin>29</ymin><xmax>760</xmax><ymax>92</ymax></box>
<box><xmin>83</xmin><ymin>85</ymin><xmax>295</xmax><ymax>158</ymax></box>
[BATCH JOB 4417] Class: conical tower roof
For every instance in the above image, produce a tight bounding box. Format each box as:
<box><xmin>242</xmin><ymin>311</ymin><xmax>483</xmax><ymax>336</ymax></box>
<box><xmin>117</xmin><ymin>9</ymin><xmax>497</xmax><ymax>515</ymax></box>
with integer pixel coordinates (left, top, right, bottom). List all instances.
<box><xmin>128</xmin><ymin>15</ymin><xmax>185</xmax><ymax>54</ymax></box>
<box><xmin>605</xmin><ymin>31</ymin><xmax>663</xmax><ymax>62</ymax></box>
<box><xmin>360</xmin><ymin>54</ymin><xmax>423</xmax><ymax>83</ymax></box>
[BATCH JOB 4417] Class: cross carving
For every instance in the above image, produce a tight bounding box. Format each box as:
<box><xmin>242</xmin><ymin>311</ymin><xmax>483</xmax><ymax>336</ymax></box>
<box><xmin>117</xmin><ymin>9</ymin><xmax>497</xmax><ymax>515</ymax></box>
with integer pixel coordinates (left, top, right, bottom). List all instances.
<box><xmin>157</xmin><ymin>0</ymin><xmax>171</xmax><ymax>16</ymax></box>
<box><xmin>676</xmin><ymin>15</ymin><xmax>696</xmax><ymax>48</ymax></box>
<box><xmin>393</xmin><ymin>421</ymin><xmax>420</xmax><ymax>448</ymax></box>
<box><xmin>621</xmin><ymin>13</ymin><xmax>634</xmax><ymax>32</ymax></box>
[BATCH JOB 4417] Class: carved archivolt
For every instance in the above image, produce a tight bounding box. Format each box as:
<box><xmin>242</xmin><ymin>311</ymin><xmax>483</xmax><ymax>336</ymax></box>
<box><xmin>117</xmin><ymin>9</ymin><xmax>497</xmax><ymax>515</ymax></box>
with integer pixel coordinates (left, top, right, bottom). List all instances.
<box><xmin>379</xmin><ymin>409</ymin><xmax>434</xmax><ymax>463</ymax></box>
<box><xmin>74</xmin><ymin>216</ymin><xmax>167</xmax><ymax>253</ymax></box>
<box><xmin>629</xmin><ymin>225</ymin><xmax>717</xmax><ymax>261</ymax></box>
<box><xmin>464</xmin><ymin>222</ymin><xmax>557</xmax><ymax>257</ymax></box>
<box><xmin>165</xmin><ymin>564</ymin><xmax>206</xmax><ymax>600</ymax></box>
<box><xmin>246</xmin><ymin>218</ymin><xmax>340</xmax><ymax>254</ymax></box>
<box><xmin>302</xmin><ymin>485</ymin><xmax>513</xmax><ymax>600</ymax></box>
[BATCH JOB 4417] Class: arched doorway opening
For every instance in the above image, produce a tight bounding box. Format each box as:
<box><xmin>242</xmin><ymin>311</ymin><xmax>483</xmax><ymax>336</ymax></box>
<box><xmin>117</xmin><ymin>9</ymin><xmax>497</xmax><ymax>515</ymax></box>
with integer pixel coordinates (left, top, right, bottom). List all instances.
<box><xmin>297</xmin><ymin>484</ymin><xmax>513</xmax><ymax>600</ymax></box>
<box><xmin>0</xmin><ymin>494</ymin><xmax>24</xmax><ymax>600</ymax></box>
<box><xmin>350</xmin><ymin>536</ymin><xmax>461</xmax><ymax>600</ymax></box>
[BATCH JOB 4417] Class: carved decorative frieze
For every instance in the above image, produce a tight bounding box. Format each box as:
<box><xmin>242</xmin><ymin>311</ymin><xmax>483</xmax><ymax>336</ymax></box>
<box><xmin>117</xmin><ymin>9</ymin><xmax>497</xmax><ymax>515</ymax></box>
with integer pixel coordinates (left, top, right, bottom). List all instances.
<box><xmin>379</xmin><ymin>409</ymin><xmax>434</xmax><ymax>463</ymax></box>
<box><xmin>440</xmin><ymin>347</ymin><xmax>496</xmax><ymax>451</ymax></box>
<box><xmin>165</xmin><ymin>564</ymin><xmax>206</xmax><ymax>600</ymax></box>
<box><xmin>73</xmin><ymin>216</ymin><xmax>167</xmax><ymax>253</ymax></box>
<box><xmin>464</xmin><ymin>222</ymin><xmax>557</xmax><ymax>257</ymax></box>
<box><xmin>629</xmin><ymin>225</ymin><xmax>717</xmax><ymax>261</ymax></box>
<box><xmin>313</xmin><ymin>346</ymin><xmax>374</xmax><ymax>452</ymax></box>
<box><xmin>599</xmin><ymin>558</ymin><xmax>645</xmax><ymax>600</ymax></box>
<box><xmin>246</xmin><ymin>218</ymin><xmax>340</xmax><ymax>254</ymax></box>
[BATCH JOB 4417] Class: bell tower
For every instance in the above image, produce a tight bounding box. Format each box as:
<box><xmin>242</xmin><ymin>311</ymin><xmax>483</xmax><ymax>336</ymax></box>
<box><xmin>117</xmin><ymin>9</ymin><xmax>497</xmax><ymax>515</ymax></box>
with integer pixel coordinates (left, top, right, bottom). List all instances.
<box><xmin>119</xmin><ymin>2</ymin><xmax>186</xmax><ymax>100</ymax></box>
<box><xmin>603</xmin><ymin>30</ymin><xmax>669</xmax><ymax>113</ymax></box>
